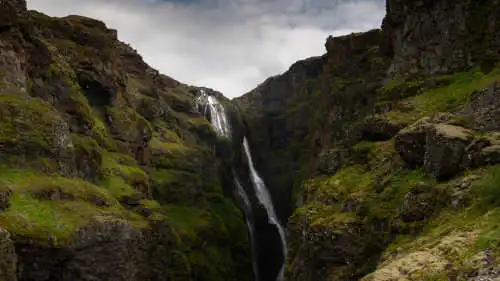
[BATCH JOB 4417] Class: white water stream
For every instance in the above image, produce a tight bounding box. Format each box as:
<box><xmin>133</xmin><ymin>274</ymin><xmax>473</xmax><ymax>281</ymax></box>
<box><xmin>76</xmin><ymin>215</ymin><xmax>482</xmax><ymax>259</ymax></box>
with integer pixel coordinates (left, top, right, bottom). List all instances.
<box><xmin>195</xmin><ymin>89</ymin><xmax>231</xmax><ymax>138</ymax></box>
<box><xmin>243</xmin><ymin>137</ymin><xmax>287</xmax><ymax>281</ymax></box>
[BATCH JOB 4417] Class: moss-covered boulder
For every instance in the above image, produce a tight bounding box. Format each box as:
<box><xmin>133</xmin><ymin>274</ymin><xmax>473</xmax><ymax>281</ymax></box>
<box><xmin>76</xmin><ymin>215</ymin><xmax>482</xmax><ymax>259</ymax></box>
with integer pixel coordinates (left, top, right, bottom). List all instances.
<box><xmin>395</xmin><ymin>115</ymin><xmax>474</xmax><ymax>179</ymax></box>
<box><xmin>424</xmin><ymin>123</ymin><xmax>474</xmax><ymax>180</ymax></box>
<box><xmin>467</xmin><ymin>132</ymin><xmax>500</xmax><ymax>167</ymax></box>
<box><xmin>394</xmin><ymin>117</ymin><xmax>434</xmax><ymax>167</ymax></box>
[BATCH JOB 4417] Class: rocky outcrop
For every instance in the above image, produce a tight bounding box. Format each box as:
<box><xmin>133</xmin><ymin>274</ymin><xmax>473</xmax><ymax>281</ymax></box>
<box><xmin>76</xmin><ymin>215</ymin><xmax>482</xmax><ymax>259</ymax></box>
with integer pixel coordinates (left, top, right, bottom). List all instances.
<box><xmin>424</xmin><ymin>123</ymin><xmax>473</xmax><ymax>179</ymax></box>
<box><xmin>0</xmin><ymin>0</ymin><xmax>26</xmax><ymax>27</ymax></box>
<box><xmin>395</xmin><ymin>115</ymin><xmax>474</xmax><ymax>180</ymax></box>
<box><xmin>383</xmin><ymin>0</ymin><xmax>500</xmax><ymax>76</ymax></box>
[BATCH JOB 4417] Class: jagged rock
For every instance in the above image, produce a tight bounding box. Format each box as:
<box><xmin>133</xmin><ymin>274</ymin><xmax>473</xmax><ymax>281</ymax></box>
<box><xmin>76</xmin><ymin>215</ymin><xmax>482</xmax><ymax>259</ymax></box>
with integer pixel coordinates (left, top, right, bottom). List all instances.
<box><xmin>394</xmin><ymin>117</ymin><xmax>434</xmax><ymax>166</ymax></box>
<box><xmin>424</xmin><ymin>123</ymin><xmax>474</xmax><ymax>180</ymax></box>
<box><xmin>449</xmin><ymin>175</ymin><xmax>478</xmax><ymax>210</ymax></box>
<box><xmin>383</xmin><ymin>0</ymin><xmax>500</xmax><ymax>76</ymax></box>
<box><xmin>461</xmin><ymin>82</ymin><xmax>500</xmax><ymax>131</ymax></box>
<box><xmin>395</xmin><ymin>115</ymin><xmax>474</xmax><ymax>179</ymax></box>
<box><xmin>361</xmin><ymin>116</ymin><xmax>404</xmax><ymax>141</ymax></box>
<box><xmin>287</xmin><ymin>212</ymin><xmax>370</xmax><ymax>281</ymax></box>
<box><xmin>399</xmin><ymin>182</ymin><xmax>438</xmax><ymax>223</ymax></box>
<box><xmin>466</xmin><ymin>132</ymin><xmax>500</xmax><ymax>167</ymax></box>
<box><xmin>0</xmin><ymin>0</ymin><xmax>26</xmax><ymax>27</ymax></box>
<box><xmin>0</xmin><ymin>227</ymin><xmax>16</xmax><ymax>281</ymax></box>
<box><xmin>318</xmin><ymin>149</ymin><xmax>350</xmax><ymax>175</ymax></box>
<box><xmin>0</xmin><ymin>186</ymin><xmax>11</xmax><ymax>212</ymax></box>
<box><xmin>17</xmin><ymin>219</ymin><xmax>148</xmax><ymax>281</ymax></box>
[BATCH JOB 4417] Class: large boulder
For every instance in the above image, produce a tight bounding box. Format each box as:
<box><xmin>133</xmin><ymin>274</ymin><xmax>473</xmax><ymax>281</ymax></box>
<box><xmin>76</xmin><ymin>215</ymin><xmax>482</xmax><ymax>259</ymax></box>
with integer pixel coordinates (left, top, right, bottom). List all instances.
<box><xmin>395</xmin><ymin>115</ymin><xmax>474</xmax><ymax>179</ymax></box>
<box><xmin>394</xmin><ymin>117</ymin><xmax>434</xmax><ymax>167</ymax></box>
<box><xmin>398</xmin><ymin>182</ymin><xmax>443</xmax><ymax>224</ymax></box>
<box><xmin>466</xmin><ymin>132</ymin><xmax>500</xmax><ymax>167</ymax></box>
<box><xmin>287</xmin><ymin>208</ymin><xmax>371</xmax><ymax>281</ymax></box>
<box><xmin>424</xmin><ymin>123</ymin><xmax>474</xmax><ymax>180</ymax></box>
<box><xmin>318</xmin><ymin>149</ymin><xmax>350</xmax><ymax>175</ymax></box>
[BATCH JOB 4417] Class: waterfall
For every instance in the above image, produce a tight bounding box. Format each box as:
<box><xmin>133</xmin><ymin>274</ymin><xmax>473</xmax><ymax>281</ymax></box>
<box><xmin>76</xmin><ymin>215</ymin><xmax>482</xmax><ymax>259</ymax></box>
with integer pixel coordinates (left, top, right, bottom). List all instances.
<box><xmin>233</xmin><ymin>171</ymin><xmax>260</xmax><ymax>281</ymax></box>
<box><xmin>243</xmin><ymin>137</ymin><xmax>287</xmax><ymax>281</ymax></box>
<box><xmin>195</xmin><ymin>89</ymin><xmax>231</xmax><ymax>138</ymax></box>
<box><xmin>196</xmin><ymin>90</ymin><xmax>286</xmax><ymax>281</ymax></box>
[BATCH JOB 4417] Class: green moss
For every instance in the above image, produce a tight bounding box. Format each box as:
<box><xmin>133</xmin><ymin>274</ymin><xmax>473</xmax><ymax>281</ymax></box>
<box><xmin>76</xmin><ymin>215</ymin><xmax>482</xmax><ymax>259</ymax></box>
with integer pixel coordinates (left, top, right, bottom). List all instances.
<box><xmin>352</xmin><ymin>141</ymin><xmax>376</xmax><ymax>153</ymax></box>
<box><xmin>0</xmin><ymin>194</ymin><xmax>94</xmax><ymax>243</ymax></box>
<box><xmin>164</xmin><ymin>205</ymin><xmax>210</xmax><ymax>242</ymax></box>
<box><xmin>107</xmin><ymin>107</ymin><xmax>152</xmax><ymax>143</ymax></box>
<box><xmin>150</xmin><ymin>137</ymin><xmax>188</xmax><ymax>153</ymax></box>
<box><xmin>98</xmin><ymin>176</ymin><xmax>138</xmax><ymax>199</ymax></box>
<box><xmin>151</xmin><ymin>168</ymin><xmax>204</xmax><ymax>204</ymax></box>
<box><xmin>304</xmin><ymin>165</ymin><xmax>374</xmax><ymax>203</ymax></box>
<box><xmin>382</xmin><ymin>68</ymin><xmax>500</xmax><ymax>125</ymax></box>
<box><xmin>471</xmin><ymin>165</ymin><xmax>500</xmax><ymax>206</ymax></box>
<box><xmin>101</xmin><ymin>152</ymin><xmax>149</xmax><ymax>188</ymax></box>
<box><xmin>0</xmin><ymin>167</ymin><xmax>156</xmax><ymax>244</ymax></box>
<box><xmin>0</xmin><ymin>93</ymin><xmax>62</xmax><ymax>154</ymax></box>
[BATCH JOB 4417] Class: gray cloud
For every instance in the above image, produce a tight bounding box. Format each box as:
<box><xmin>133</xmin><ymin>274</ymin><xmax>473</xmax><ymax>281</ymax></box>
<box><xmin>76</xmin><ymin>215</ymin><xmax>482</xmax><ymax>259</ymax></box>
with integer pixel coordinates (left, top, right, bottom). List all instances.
<box><xmin>27</xmin><ymin>0</ymin><xmax>385</xmax><ymax>97</ymax></box>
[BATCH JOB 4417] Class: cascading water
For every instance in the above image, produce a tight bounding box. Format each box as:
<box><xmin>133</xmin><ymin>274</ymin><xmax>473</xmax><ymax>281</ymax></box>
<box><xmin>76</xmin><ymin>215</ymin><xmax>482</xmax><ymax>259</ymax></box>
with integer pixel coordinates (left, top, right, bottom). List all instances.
<box><xmin>233</xmin><ymin>171</ymin><xmax>260</xmax><ymax>281</ymax></box>
<box><xmin>195</xmin><ymin>89</ymin><xmax>286</xmax><ymax>281</ymax></box>
<box><xmin>242</xmin><ymin>138</ymin><xmax>287</xmax><ymax>281</ymax></box>
<box><xmin>195</xmin><ymin>89</ymin><xmax>231</xmax><ymax>138</ymax></box>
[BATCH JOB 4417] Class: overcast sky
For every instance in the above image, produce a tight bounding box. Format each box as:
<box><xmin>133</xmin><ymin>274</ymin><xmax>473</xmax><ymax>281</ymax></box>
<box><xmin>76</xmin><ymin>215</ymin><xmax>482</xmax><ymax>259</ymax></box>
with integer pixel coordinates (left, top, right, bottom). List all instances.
<box><xmin>27</xmin><ymin>0</ymin><xmax>385</xmax><ymax>98</ymax></box>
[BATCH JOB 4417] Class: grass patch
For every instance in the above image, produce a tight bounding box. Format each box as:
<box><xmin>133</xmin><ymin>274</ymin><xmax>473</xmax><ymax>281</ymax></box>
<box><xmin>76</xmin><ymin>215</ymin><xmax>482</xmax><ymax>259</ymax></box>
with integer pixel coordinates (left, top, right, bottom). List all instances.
<box><xmin>0</xmin><ymin>94</ymin><xmax>62</xmax><ymax>153</ymax></box>
<box><xmin>164</xmin><ymin>204</ymin><xmax>210</xmax><ymax>242</ymax></box>
<box><xmin>101</xmin><ymin>152</ymin><xmax>149</xmax><ymax>187</ymax></box>
<box><xmin>0</xmin><ymin>195</ymin><xmax>94</xmax><ymax>243</ymax></box>
<box><xmin>472</xmin><ymin>165</ymin><xmax>500</xmax><ymax>206</ymax></box>
<box><xmin>383</xmin><ymin>68</ymin><xmax>500</xmax><ymax>125</ymax></box>
<box><xmin>304</xmin><ymin>165</ymin><xmax>374</xmax><ymax>203</ymax></box>
<box><xmin>0</xmin><ymin>168</ymin><xmax>154</xmax><ymax>243</ymax></box>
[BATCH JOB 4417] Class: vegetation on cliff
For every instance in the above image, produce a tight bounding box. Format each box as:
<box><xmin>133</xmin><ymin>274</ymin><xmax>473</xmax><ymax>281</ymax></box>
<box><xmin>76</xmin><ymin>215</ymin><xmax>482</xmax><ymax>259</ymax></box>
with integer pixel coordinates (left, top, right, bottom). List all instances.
<box><xmin>0</xmin><ymin>1</ymin><xmax>252</xmax><ymax>280</ymax></box>
<box><xmin>236</xmin><ymin>1</ymin><xmax>500</xmax><ymax>280</ymax></box>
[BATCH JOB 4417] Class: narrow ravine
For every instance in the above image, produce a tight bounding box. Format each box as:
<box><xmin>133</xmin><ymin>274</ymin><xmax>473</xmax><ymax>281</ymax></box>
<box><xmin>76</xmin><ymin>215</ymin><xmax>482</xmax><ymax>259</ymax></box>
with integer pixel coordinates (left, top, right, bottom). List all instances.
<box><xmin>195</xmin><ymin>90</ymin><xmax>287</xmax><ymax>281</ymax></box>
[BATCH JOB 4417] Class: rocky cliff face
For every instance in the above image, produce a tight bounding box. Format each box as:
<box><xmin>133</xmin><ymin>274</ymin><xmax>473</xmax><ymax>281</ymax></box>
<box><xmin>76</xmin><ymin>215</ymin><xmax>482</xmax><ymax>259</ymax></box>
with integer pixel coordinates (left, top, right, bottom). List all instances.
<box><xmin>383</xmin><ymin>0</ymin><xmax>500</xmax><ymax>76</ymax></box>
<box><xmin>0</xmin><ymin>2</ymin><xmax>252</xmax><ymax>281</ymax></box>
<box><xmin>237</xmin><ymin>0</ymin><xmax>500</xmax><ymax>280</ymax></box>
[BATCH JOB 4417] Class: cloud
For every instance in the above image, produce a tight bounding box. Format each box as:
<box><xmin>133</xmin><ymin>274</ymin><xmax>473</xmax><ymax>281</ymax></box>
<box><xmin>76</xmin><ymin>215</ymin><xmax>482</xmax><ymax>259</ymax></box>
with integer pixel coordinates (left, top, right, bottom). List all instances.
<box><xmin>26</xmin><ymin>0</ymin><xmax>385</xmax><ymax>98</ymax></box>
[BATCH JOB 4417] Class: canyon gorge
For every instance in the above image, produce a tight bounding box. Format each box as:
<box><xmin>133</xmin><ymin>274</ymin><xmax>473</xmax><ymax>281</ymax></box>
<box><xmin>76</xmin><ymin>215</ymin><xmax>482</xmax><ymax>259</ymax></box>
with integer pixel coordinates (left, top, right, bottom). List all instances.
<box><xmin>1</xmin><ymin>0</ymin><xmax>500</xmax><ymax>280</ymax></box>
